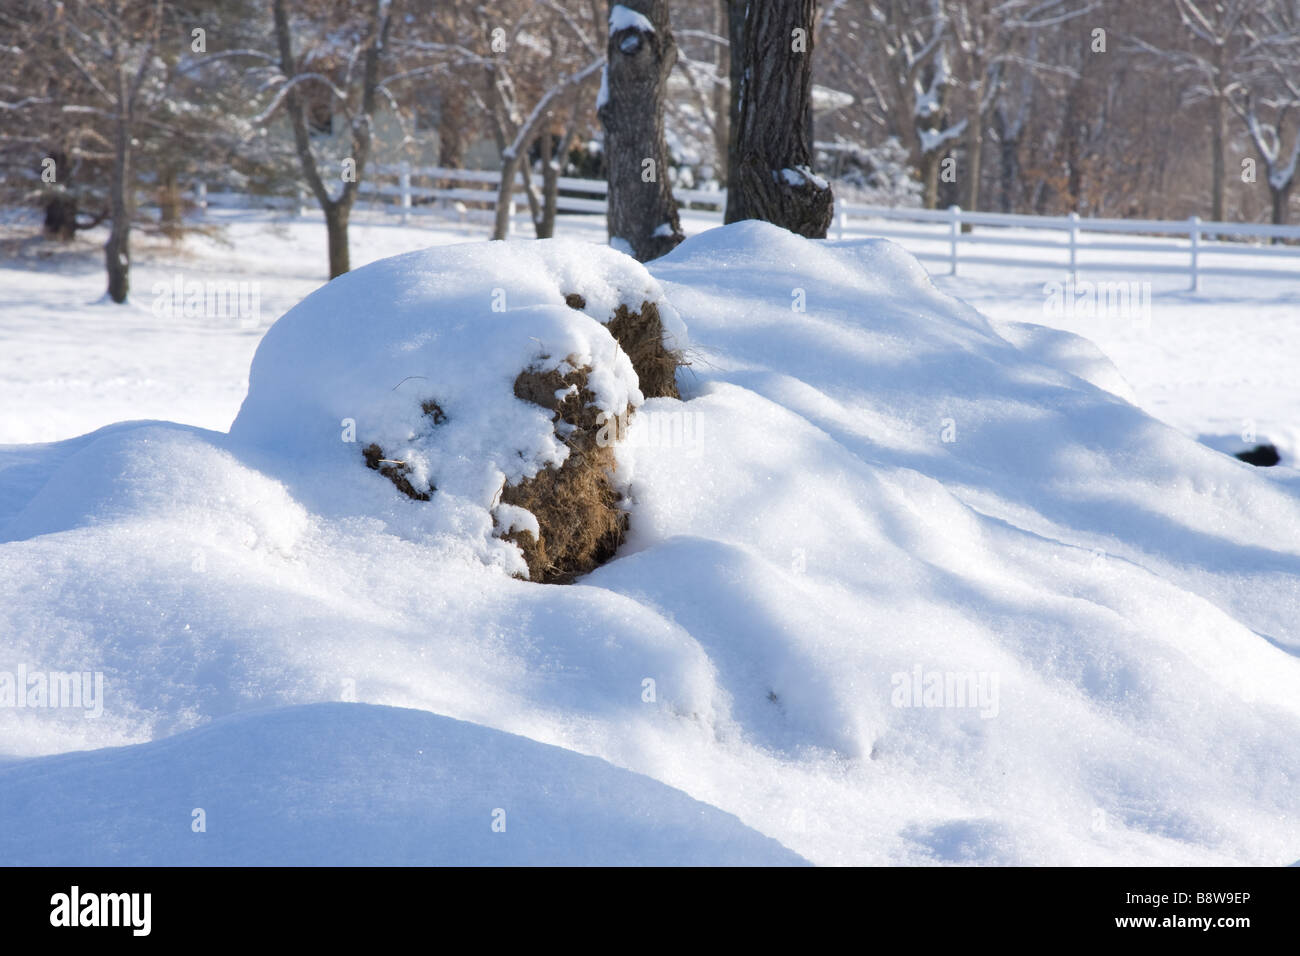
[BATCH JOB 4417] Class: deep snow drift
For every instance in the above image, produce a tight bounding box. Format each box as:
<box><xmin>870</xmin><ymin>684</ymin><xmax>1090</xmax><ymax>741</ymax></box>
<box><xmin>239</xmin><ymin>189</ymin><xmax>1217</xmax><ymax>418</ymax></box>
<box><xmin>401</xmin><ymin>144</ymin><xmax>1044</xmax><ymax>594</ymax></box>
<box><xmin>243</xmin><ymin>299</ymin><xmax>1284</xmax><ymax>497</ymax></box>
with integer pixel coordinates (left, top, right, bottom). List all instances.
<box><xmin>0</xmin><ymin>703</ymin><xmax>804</xmax><ymax>865</ymax></box>
<box><xmin>2</xmin><ymin>222</ymin><xmax>1298</xmax><ymax>865</ymax></box>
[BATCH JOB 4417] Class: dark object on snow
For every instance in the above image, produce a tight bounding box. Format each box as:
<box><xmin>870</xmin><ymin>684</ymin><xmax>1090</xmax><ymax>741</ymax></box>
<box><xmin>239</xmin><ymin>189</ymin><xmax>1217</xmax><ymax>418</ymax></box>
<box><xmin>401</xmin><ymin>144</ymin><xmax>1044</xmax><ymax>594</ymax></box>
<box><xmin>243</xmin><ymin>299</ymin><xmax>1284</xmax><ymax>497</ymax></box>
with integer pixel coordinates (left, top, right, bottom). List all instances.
<box><xmin>1235</xmin><ymin>444</ymin><xmax>1281</xmax><ymax>467</ymax></box>
<box><xmin>362</xmin><ymin>442</ymin><xmax>432</xmax><ymax>501</ymax></box>
<box><xmin>360</xmin><ymin>399</ymin><xmax>445</xmax><ymax>501</ymax></box>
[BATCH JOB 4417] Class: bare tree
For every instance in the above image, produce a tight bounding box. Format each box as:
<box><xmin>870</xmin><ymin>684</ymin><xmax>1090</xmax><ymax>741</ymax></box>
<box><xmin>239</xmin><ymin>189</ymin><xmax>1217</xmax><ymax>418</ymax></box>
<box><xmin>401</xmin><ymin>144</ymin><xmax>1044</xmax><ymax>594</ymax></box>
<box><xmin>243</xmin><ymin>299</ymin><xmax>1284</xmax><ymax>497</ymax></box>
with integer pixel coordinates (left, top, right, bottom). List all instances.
<box><xmin>489</xmin><ymin>54</ymin><xmax>604</xmax><ymax>242</ymax></box>
<box><xmin>264</xmin><ymin>0</ymin><xmax>392</xmax><ymax>278</ymax></box>
<box><xmin>1232</xmin><ymin>0</ymin><xmax>1300</xmax><ymax>229</ymax></box>
<box><xmin>726</xmin><ymin>0</ymin><xmax>833</xmax><ymax>236</ymax></box>
<box><xmin>1129</xmin><ymin>0</ymin><xmax>1255</xmax><ymax>222</ymax></box>
<box><xmin>0</xmin><ymin>0</ymin><xmax>167</xmax><ymax>301</ymax></box>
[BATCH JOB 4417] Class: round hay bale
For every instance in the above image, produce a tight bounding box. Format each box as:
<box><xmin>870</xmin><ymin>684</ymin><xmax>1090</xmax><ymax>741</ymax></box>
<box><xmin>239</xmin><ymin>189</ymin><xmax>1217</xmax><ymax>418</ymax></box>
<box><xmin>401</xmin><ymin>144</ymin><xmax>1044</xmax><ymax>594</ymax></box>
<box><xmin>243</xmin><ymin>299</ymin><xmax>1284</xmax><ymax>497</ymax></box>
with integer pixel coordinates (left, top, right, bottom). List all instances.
<box><xmin>499</xmin><ymin>361</ymin><xmax>630</xmax><ymax>583</ymax></box>
<box><xmin>563</xmin><ymin>293</ymin><xmax>685</xmax><ymax>400</ymax></box>
<box><xmin>229</xmin><ymin>239</ymin><xmax>686</xmax><ymax>583</ymax></box>
<box><xmin>360</xmin><ymin>357</ymin><xmax>632</xmax><ymax>583</ymax></box>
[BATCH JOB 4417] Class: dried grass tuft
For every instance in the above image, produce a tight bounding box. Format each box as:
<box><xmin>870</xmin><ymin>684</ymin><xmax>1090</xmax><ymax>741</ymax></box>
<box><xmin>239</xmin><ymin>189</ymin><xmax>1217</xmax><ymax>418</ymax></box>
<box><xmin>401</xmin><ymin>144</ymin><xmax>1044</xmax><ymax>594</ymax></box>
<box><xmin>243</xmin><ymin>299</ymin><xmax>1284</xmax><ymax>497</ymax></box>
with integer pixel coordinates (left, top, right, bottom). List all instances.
<box><xmin>501</xmin><ymin>361</ymin><xmax>629</xmax><ymax>583</ymax></box>
<box><xmin>562</xmin><ymin>294</ymin><xmax>685</xmax><ymax>400</ymax></box>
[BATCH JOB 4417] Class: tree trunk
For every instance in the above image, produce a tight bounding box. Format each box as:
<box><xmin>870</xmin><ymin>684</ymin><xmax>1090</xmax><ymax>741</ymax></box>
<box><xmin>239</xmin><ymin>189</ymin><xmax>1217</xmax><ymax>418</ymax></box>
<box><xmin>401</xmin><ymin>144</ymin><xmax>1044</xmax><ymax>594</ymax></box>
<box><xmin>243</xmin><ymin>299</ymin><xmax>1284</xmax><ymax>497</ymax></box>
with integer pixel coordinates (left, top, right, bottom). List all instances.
<box><xmin>726</xmin><ymin>0</ymin><xmax>832</xmax><ymax>236</ymax></box>
<box><xmin>1270</xmin><ymin>183</ymin><xmax>1291</xmax><ymax>240</ymax></box>
<box><xmin>160</xmin><ymin>164</ymin><xmax>182</xmax><ymax>240</ymax></box>
<box><xmin>599</xmin><ymin>0</ymin><xmax>683</xmax><ymax>261</ymax></box>
<box><xmin>43</xmin><ymin>149</ymin><xmax>78</xmax><ymax>240</ymax></box>
<box><xmin>920</xmin><ymin>151</ymin><xmax>941</xmax><ymax>209</ymax></box>
<box><xmin>492</xmin><ymin>155</ymin><xmax>521</xmax><ymax>241</ymax></box>
<box><xmin>724</xmin><ymin>0</ymin><xmax>744</xmax><ymax>206</ymax></box>
<box><xmin>539</xmin><ymin>115</ymin><xmax>578</xmax><ymax>241</ymax></box>
<box><xmin>105</xmin><ymin>75</ymin><xmax>132</xmax><ymax>304</ymax></box>
<box><xmin>44</xmin><ymin>195</ymin><xmax>79</xmax><ymax>241</ymax></box>
<box><xmin>519</xmin><ymin>149</ymin><xmax>543</xmax><ymax>232</ymax></box>
<box><xmin>712</xmin><ymin>0</ymin><xmax>730</xmax><ymax>187</ymax></box>
<box><xmin>537</xmin><ymin>131</ymin><xmax>558</xmax><ymax>239</ymax></box>
<box><xmin>1211</xmin><ymin>92</ymin><xmax>1226</xmax><ymax>223</ymax></box>
<box><xmin>965</xmin><ymin>121</ymin><xmax>984</xmax><ymax>215</ymax></box>
<box><xmin>437</xmin><ymin>91</ymin><xmax>468</xmax><ymax>169</ymax></box>
<box><xmin>999</xmin><ymin>134</ymin><xmax>1019</xmax><ymax>214</ymax></box>
<box><xmin>272</xmin><ymin>0</ymin><xmax>387</xmax><ymax>279</ymax></box>
<box><xmin>325</xmin><ymin>202</ymin><xmax>350</xmax><ymax>278</ymax></box>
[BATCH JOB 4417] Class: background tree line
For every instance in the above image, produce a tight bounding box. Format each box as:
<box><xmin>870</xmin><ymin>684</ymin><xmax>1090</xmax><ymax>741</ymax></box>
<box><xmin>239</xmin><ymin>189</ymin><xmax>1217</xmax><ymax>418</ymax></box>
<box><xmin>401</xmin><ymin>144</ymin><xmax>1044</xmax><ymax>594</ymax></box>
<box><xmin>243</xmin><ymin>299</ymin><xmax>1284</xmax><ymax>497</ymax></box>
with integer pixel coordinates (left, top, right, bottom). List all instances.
<box><xmin>2</xmin><ymin>0</ymin><xmax>1298</xmax><ymax>299</ymax></box>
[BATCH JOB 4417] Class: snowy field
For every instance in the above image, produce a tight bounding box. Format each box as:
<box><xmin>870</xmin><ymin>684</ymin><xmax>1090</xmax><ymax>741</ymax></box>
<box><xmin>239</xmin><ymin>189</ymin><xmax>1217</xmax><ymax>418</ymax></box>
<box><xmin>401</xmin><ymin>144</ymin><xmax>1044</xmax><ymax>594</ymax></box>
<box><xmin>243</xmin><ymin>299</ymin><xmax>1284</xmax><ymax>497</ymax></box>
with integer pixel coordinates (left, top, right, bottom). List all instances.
<box><xmin>2</xmin><ymin>205</ymin><xmax>1298</xmax><ymax>866</ymax></box>
<box><xmin>3</xmin><ymin>205</ymin><xmax>1297</xmax><ymax>464</ymax></box>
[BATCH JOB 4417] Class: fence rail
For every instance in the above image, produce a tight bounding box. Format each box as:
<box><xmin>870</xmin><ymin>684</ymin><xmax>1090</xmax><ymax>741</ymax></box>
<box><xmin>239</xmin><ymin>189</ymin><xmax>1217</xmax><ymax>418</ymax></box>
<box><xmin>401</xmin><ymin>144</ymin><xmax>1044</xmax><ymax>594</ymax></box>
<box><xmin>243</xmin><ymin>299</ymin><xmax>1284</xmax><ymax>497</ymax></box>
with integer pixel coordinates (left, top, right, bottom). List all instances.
<box><xmin>189</xmin><ymin>164</ymin><xmax>1300</xmax><ymax>290</ymax></box>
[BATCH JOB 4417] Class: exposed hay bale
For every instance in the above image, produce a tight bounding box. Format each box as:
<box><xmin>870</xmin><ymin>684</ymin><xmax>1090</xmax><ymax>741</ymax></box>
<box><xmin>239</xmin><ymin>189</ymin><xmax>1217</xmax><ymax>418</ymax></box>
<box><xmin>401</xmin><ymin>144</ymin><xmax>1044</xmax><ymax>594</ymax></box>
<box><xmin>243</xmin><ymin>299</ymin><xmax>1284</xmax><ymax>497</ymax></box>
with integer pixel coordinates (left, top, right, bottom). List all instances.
<box><xmin>500</xmin><ymin>360</ymin><xmax>629</xmax><ymax>584</ymax></box>
<box><xmin>361</xmin><ymin>400</ymin><xmax>444</xmax><ymax>501</ymax></box>
<box><xmin>563</xmin><ymin>293</ymin><xmax>684</xmax><ymax>400</ymax></box>
<box><xmin>362</xmin><ymin>443</ymin><xmax>432</xmax><ymax>501</ymax></box>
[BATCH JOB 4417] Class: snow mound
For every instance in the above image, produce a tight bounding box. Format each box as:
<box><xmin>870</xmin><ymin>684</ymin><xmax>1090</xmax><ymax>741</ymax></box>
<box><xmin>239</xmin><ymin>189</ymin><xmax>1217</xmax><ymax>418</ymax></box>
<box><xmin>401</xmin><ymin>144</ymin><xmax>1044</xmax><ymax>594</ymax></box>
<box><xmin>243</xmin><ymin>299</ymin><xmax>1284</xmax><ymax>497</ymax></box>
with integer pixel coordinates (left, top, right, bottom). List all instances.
<box><xmin>0</xmin><ymin>703</ymin><xmax>806</xmax><ymax>865</ymax></box>
<box><xmin>228</xmin><ymin>239</ymin><xmax>684</xmax><ymax>577</ymax></box>
<box><xmin>2</xmin><ymin>222</ymin><xmax>1299</xmax><ymax>865</ymax></box>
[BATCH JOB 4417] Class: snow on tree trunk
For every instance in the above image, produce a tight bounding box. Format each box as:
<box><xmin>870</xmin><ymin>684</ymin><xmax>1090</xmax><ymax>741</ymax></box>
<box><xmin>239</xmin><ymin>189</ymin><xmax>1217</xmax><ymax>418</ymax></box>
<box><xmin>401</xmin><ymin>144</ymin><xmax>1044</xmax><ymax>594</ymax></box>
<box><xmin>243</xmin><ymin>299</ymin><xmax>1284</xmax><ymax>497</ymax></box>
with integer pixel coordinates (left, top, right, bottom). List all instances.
<box><xmin>725</xmin><ymin>0</ymin><xmax>833</xmax><ymax>238</ymax></box>
<box><xmin>598</xmin><ymin>1</ymin><xmax>684</xmax><ymax>262</ymax></box>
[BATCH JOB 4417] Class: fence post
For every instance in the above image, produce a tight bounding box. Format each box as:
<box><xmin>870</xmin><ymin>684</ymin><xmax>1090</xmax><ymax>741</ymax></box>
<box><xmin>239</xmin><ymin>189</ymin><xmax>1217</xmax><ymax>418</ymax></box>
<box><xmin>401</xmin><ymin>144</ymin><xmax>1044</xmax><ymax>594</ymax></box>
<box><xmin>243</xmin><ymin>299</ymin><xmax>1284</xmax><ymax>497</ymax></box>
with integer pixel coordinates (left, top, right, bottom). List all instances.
<box><xmin>194</xmin><ymin>180</ymin><xmax>207</xmax><ymax>217</ymax></box>
<box><xmin>948</xmin><ymin>204</ymin><xmax>961</xmax><ymax>275</ymax></box>
<box><xmin>296</xmin><ymin>186</ymin><xmax>306</xmax><ymax>218</ymax></box>
<box><xmin>1189</xmin><ymin>215</ymin><xmax>1201</xmax><ymax>292</ymax></box>
<box><xmin>1067</xmin><ymin>211</ymin><xmax>1079</xmax><ymax>282</ymax></box>
<box><xmin>399</xmin><ymin>161</ymin><xmax>411</xmax><ymax>224</ymax></box>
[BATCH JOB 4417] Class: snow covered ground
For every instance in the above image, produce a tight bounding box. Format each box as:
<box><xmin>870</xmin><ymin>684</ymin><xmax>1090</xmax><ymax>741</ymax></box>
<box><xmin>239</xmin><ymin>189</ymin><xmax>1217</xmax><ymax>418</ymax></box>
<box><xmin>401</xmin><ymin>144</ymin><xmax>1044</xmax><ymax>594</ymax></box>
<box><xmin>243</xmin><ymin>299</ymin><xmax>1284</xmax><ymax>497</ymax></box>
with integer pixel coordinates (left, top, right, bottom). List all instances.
<box><xmin>1</xmin><ymin>205</ymin><xmax>1298</xmax><ymax>866</ymax></box>
<box><xmin>3</xmin><ymin>204</ymin><xmax>1296</xmax><ymax>465</ymax></box>
<box><xmin>0</xmin><ymin>703</ymin><xmax>805</xmax><ymax>865</ymax></box>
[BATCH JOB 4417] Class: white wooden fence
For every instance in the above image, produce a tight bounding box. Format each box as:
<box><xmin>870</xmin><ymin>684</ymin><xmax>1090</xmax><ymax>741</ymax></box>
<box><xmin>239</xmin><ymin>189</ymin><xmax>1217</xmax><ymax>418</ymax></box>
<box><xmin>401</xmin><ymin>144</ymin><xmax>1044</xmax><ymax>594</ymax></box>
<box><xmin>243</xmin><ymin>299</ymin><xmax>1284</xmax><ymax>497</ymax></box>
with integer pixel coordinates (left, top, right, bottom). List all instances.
<box><xmin>190</xmin><ymin>163</ymin><xmax>1300</xmax><ymax>290</ymax></box>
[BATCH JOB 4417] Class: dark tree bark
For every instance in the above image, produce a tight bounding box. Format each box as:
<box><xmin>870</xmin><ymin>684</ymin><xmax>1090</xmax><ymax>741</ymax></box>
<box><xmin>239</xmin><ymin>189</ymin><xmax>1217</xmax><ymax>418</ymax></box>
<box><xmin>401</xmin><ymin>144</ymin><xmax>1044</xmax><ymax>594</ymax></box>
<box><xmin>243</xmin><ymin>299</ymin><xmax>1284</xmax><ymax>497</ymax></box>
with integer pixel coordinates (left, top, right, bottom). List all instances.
<box><xmin>1210</xmin><ymin>86</ymin><xmax>1226</xmax><ymax>223</ymax></box>
<box><xmin>964</xmin><ymin>121</ymin><xmax>984</xmax><ymax>215</ymax></box>
<box><xmin>104</xmin><ymin>95</ymin><xmax>132</xmax><ymax>301</ymax></box>
<box><xmin>43</xmin><ymin>196</ymin><xmax>80</xmax><ymax>241</ymax></box>
<box><xmin>41</xmin><ymin>150</ymin><xmax>87</xmax><ymax>241</ymax></box>
<box><xmin>598</xmin><ymin>0</ymin><xmax>683</xmax><ymax>262</ymax></box>
<box><xmin>104</xmin><ymin>46</ymin><xmax>136</xmax><ymax>303</ymax></box>
<box><xmin>436</xmin><ymin>91</ymin><xmax>468</xmax><ymax>169</ymax></box>
<box><xmin>725</xmin><ymin>0</ymin><xmax>833</xmax><ymax>237</ymax></box>
<box><xmin>1271</xmin><ymin>182</ymin><xmax>1292</xmax><ymax>229</ymax></box>
<box><xmin>997</xmin><ymin>130</ymin><xmax>1020</xmax><ymax>215</ymax></box>
<box><xmin>723</xmin><ymin>0</ymin><xmax>743</xmax><ymax>193</ymax></box>
<box><xmin>538</xmin><ymin>130</ymin><xmax>559</xmax><ymax>239</ymax></box>
<box><xmin>712</xmin><ymin>0</ymin><xmax>730</xmax><ymax>187</ymax></box>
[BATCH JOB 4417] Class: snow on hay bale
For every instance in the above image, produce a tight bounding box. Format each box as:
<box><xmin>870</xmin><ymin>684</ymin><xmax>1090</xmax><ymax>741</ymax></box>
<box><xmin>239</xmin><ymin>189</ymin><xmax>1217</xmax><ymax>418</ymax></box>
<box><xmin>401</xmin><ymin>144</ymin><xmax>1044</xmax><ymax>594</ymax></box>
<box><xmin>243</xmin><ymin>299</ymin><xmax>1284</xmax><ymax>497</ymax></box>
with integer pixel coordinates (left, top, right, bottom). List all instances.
<box><xmin>229</xmin><ymin>240</ymin><xmax>687</xmax><ymax>583</ymax></box>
